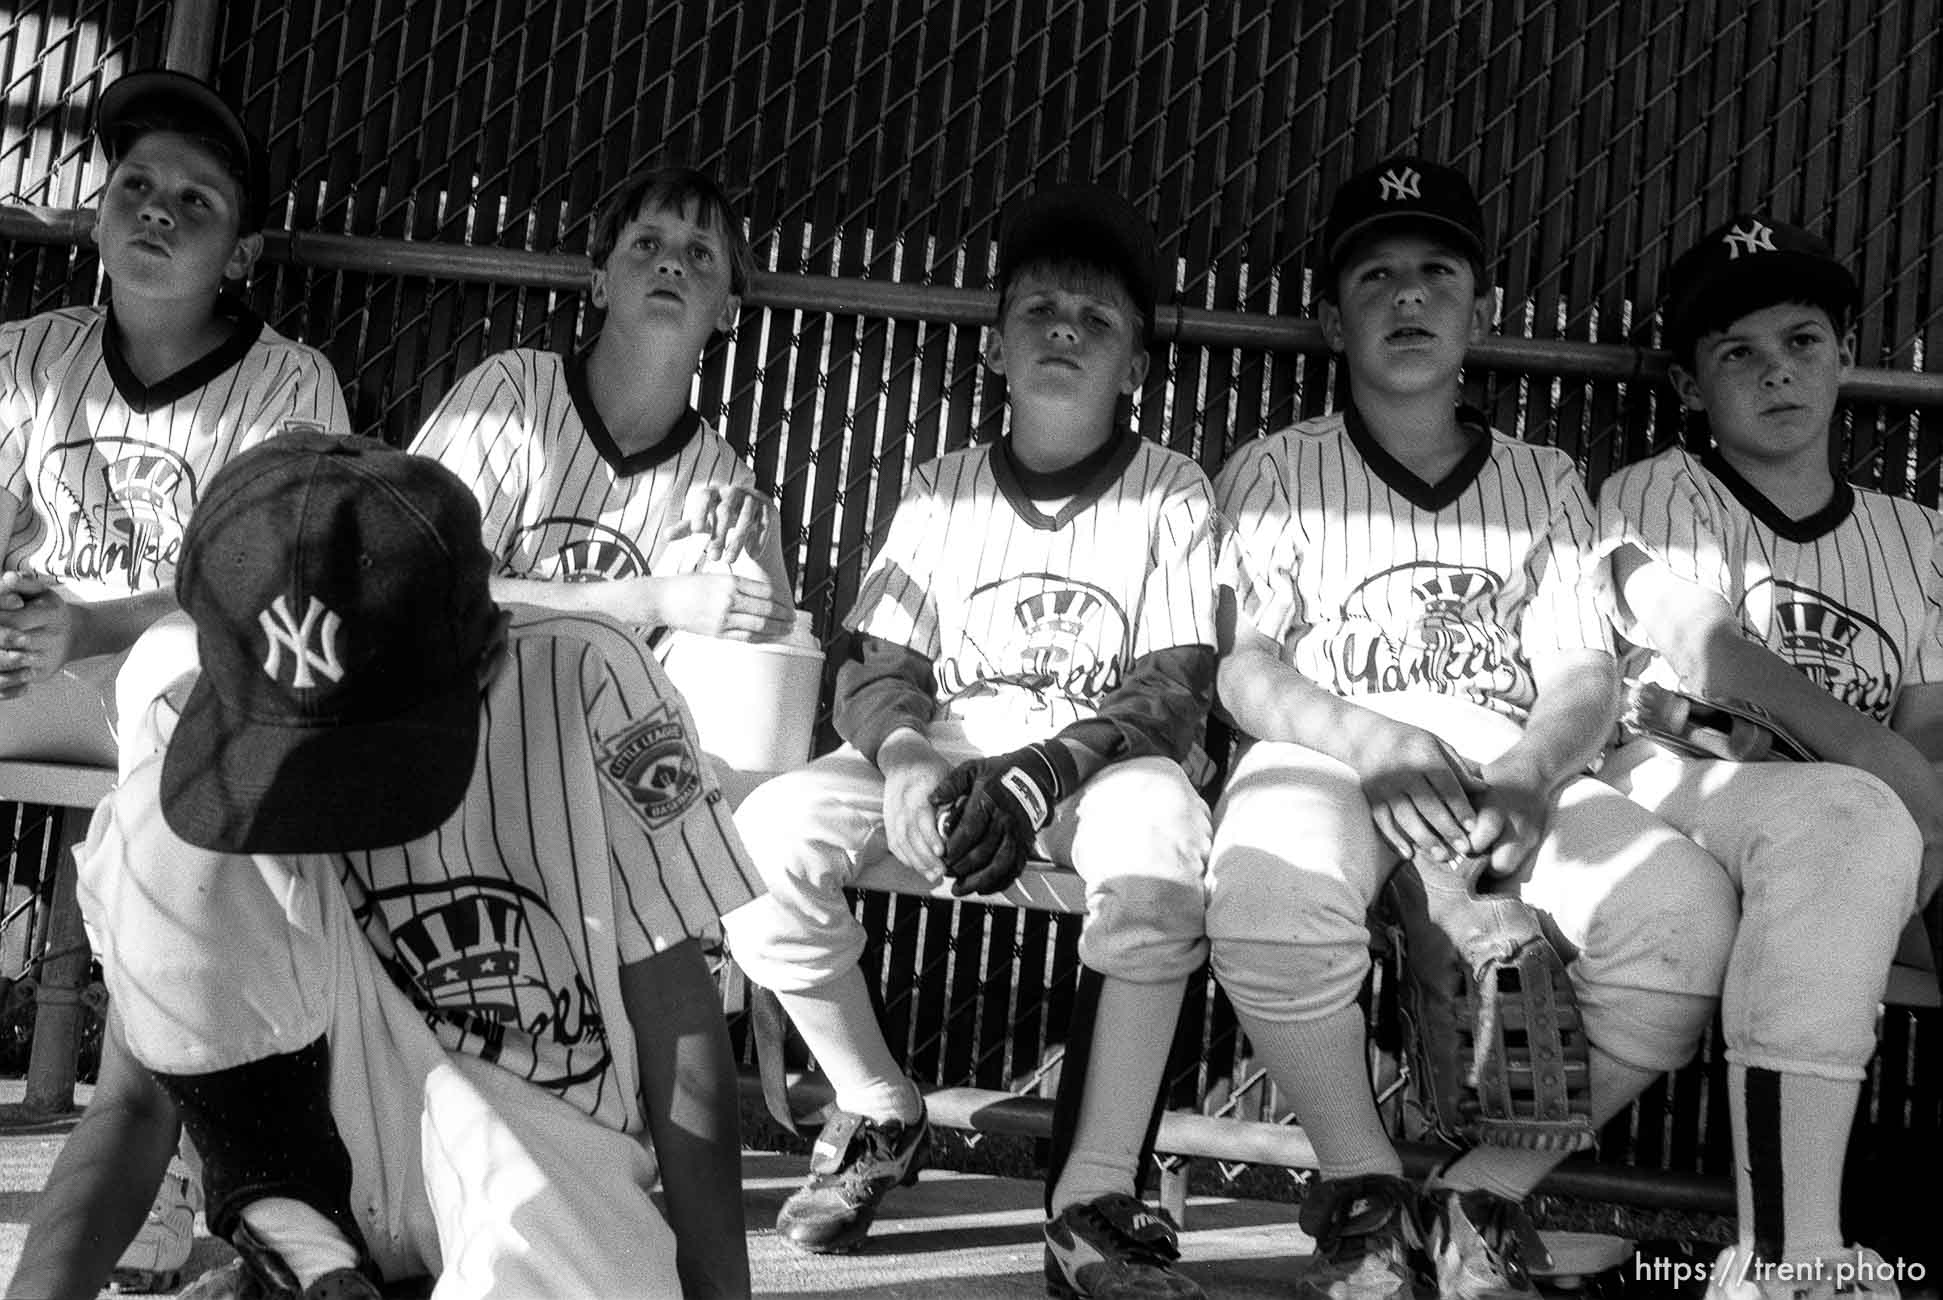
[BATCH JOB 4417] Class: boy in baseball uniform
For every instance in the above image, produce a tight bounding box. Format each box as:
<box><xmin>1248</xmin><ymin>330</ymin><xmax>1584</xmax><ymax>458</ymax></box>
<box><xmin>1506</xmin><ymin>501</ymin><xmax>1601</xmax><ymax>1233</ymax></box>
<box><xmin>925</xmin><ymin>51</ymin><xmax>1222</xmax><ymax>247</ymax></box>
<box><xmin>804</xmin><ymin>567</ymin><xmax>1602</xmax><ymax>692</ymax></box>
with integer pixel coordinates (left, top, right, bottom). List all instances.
<box><xmin>9</xmin><ymin>432</ymin><xmax>760</xmax><ymax>1298</ymax></box>
<box><xmin>408</xmin><ymin>166</ymin><xmax>793</xmax><ymax>652</ymax></box>
<box><xmin>0</xmin><ymin>69</ymin><xmax>352</xmax><ymax>764</ymax></box>
<box><xmin>723</xmin><ymin>183</ymin><xmax>1220</xmax><ymax>1300</ymax></box>
<box><xmin>1597</xmin><ymin>215</ymin><xmax>1940</xmax><ymax>1300</ymax></box>
<box><xmin>0</xmin><ymin>68</ymin><xmax>351</xmax><ymax>1292</ymax></box>
<box><xmin>1208</xmin><ymin>158</ymin><xmax>1736</xmax><ymax>1299</ymax></box>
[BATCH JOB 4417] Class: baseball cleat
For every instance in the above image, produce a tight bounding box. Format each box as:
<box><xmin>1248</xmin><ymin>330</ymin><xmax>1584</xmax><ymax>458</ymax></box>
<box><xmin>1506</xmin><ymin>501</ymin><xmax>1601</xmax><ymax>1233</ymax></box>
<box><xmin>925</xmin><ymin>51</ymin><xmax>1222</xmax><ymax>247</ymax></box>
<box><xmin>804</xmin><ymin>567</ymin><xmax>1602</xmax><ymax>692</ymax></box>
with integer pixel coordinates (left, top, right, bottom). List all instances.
<box><xmin>1295</xmin><ymin>1173</ymin><xmax>1428</xmax><ymax>1300</ymax></box>
<box><xmin>111</xmin><ymin>1158</ymin><xmax>201</xmax><ymax>1293</ymax></box>
<box><xmin>775</xmin><ymin>1104</ymin><xmax>930</xmax><ymax>1253</ymax></box>
<box><xmin>1420</xmin><ymin>1187</ymin><xmax>1542</xmax><ymax>1298</ymax></box>
<box><xmin>1043</xmin><ymin>1192</ymin><xmax>1203</xmax><ymax>1299</ymax></box>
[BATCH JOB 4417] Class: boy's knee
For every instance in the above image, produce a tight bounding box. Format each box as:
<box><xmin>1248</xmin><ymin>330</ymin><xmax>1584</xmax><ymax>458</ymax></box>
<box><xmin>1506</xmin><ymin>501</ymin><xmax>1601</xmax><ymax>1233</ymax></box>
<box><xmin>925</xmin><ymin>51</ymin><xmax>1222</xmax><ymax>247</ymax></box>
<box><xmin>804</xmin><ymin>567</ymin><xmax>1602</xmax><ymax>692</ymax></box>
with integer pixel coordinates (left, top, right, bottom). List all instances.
<box><xmin>1211</xmin><ymin>937</ymin><xmax>1370</xmax><ymax>1022</ymax></box>
<box><xmin>1580</xmin><ymin>988</ymin><xmax>1719</xmax><ymax>1074</ymax></box>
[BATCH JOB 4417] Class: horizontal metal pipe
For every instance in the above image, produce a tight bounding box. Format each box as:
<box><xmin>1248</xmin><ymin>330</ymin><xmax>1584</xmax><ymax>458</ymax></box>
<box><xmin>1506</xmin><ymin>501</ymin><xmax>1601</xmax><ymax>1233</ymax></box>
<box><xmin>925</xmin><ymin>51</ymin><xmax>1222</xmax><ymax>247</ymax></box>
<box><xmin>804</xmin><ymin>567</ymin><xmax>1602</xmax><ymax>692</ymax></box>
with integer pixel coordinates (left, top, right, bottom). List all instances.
<box><xmin>739</xmin><ymin>1073</ymin><xmax>1735</xmax><ymax>1214</ymax></box>
<box><xmin>8</xmin><ymin>203</ymin><xmax>1940</xmax><ymax>406</ymax></box>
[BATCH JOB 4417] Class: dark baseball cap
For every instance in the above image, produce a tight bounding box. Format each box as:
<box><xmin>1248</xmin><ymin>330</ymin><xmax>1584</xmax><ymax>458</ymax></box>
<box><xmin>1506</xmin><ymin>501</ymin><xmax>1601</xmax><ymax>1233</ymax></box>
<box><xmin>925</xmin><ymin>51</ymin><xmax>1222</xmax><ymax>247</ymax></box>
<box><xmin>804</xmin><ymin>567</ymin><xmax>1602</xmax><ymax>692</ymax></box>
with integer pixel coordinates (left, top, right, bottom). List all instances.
<box><xmin>161</xmin><ymin>432</ymin><xmax>502</xmax><ymax>854</ymax></box>
<box><xmin>96</xmin><ymin>69</ymin><xmax>268</xmax><ymax>231</ymax></box>
<box><xmin>1660</xmin><ymin>213</ymin><xmax>1859</xmax><ymax>363</ymax></box>
<box><xmin>997</xmin><ymin>182</ymin><xmax>1162</xmax><ymax>331</ymax></box>
<box><xmin>1323</xmin><ymin>156</ymin><xmax>1489</xmax><ymax>282</ymax></box>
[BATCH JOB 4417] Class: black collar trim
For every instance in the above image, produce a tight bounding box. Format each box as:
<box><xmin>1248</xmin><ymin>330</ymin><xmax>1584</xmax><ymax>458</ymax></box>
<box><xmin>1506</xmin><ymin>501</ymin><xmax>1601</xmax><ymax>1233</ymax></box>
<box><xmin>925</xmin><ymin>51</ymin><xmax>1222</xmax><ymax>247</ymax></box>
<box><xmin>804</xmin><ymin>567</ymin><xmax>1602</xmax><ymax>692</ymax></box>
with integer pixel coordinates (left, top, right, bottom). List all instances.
<box><xmin>565</xmin><ymin>352</ymin><xmax>702</xmax><ymax>476</ymax></box>
<box><xmin>1699</xmin><ymin>446</ymin><xmax>1854</xmax><ymax>542</ymax></box>
<box><xmin>103</xmin><ymin>300</ymin><xmax>263</xmax><ymax>413</ymax></box>
<box><xmin>1341</xmin><ymin>398</ymin><xmax>1494</xmax><ymax>510</ymax></box>
<box><xmin>990</xmin><ymin>428</ymin><xmax>1140</xmax><ymax>531</ymax></box>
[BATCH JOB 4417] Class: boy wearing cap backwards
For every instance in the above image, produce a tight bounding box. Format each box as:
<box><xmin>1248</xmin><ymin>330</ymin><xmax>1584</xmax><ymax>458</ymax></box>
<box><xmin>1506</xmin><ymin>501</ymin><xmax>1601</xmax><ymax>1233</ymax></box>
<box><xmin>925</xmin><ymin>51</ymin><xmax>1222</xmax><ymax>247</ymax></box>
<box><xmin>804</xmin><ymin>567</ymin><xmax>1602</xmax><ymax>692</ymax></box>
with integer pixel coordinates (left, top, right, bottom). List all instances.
<box><xmin>0</xmin><ymin>68</ymin><xmax>351</xmax><ymax>763</ymax></box>
<box><xmin>10</xmin><ymin>432</ymin><xmax>761</xmax><ymax>1298</ymax></box>
<box><xmin>1207</xmin><ymin>157</ymin><xmax>1734</xmax><ymax>1299</ymax></box>
<box><xmin>721</xmin><ymin>182</ymin><xmax>1219</xmax><ymax>1298</ymax></box>
<box><xmin>409</xmin><ymin>165</ymin><xmax>794</xmax><ymax>650</ymax></box>
<box><xmin>1595</xmin><ymin>215</ymin><xmax>1942</xmax><ymax>1299</ymax></box>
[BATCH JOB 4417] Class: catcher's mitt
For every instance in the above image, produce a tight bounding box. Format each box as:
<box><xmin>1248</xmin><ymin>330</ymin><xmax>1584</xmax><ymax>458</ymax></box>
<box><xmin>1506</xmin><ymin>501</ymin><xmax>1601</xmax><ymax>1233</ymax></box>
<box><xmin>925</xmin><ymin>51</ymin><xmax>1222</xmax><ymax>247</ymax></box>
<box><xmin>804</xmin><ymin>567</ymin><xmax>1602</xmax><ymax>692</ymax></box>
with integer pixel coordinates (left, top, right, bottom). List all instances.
<box><xmin>1621</xmin><ymin>680</ymin><xmax>1813</xmax><ymax>763</ymax></box>
<box><xmin>1381</xmin><ymin>854</ymin><xmax>1595</xmax><ymax>1154</ymax></box>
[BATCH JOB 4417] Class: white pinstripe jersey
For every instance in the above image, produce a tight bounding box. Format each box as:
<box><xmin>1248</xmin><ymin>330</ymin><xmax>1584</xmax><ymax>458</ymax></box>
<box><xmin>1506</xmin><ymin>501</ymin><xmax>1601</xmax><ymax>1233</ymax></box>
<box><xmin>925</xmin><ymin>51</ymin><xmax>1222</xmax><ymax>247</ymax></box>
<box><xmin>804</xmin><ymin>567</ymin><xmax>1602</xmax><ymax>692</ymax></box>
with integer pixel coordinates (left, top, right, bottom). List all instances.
<box><xmin>409</xmin><ymin>348</ymin><xmax>757</xmax><ymax>652</ymax></box>
<box><xmin>1216</xmin><ymin>408</ymin><xmax>1610</xmax><ymax>724</ymax></box>
<box><xmin>0</xmin><ymin>305</ymin><xmax>352</xmax><ymax>600</ymax></box>
<box><xmin>1595</xmin><ymin>446</ymin><xmax>1943</xmax><ymax>723</ymax></box>
<box><xmin>846</xmin><ymin>435</ymin><xmax>1219</xmax><ymax>736</ymax></box>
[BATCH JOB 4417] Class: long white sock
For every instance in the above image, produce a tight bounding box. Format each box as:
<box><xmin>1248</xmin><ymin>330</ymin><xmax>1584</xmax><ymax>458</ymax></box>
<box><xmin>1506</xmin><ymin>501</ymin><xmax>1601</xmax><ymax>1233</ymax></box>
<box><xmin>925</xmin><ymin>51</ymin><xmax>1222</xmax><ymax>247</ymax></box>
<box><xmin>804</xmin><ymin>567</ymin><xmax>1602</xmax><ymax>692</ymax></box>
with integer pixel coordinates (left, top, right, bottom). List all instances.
<box><xmin>1729</xmin><ymin>1063</ymin><xmax>1854</xmax><ymax>1264</ymax></box>
<box><xmin>238</xmin><ymin>1197</ymin><xmax>359</xmax><ymax>1289</ymax></box>
<box><xmin>1231</xmin><ymin>1003</ymin><xmax>1402</xmax><ymax>1181</ymax></box>
<box><xmin>778</xmin><ymin>967</ymin><xmax>923</xmax><ymax>1123</ymax></box>
<box><xmin>1435</xmin><ymin>1047</ymin><xmax>1660</xmax><ymax>1201</ymax></box>
<box><xmin>1050</xmin><ymin>975</ymin><xmax>1187</xmax><ymax>1214</ymax></box>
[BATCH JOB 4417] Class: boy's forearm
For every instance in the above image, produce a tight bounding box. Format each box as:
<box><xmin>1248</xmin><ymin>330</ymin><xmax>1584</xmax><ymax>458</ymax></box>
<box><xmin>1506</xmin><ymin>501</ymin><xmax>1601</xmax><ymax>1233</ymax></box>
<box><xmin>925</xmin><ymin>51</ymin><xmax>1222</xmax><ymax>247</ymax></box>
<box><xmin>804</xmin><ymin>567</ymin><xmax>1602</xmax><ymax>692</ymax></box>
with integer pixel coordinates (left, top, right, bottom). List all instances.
<box><xmin>622</xmin><ymin>940</ymin><xmax>751</xmax><ymax>1299</ymax></box>
<box><xmin>65</xmin><ymin>589</ymin><xmax>179</xmax><ymax>662</ymax></box>
<box><xmin>1499</xmin><ymin>649</ymin><xmax>1618</xmax><ymax>789</ymax></box>
<box><xmin>1218</xmin><ymin>638</ymin><xmax>1392</xmax><ymax>768</ymax></box>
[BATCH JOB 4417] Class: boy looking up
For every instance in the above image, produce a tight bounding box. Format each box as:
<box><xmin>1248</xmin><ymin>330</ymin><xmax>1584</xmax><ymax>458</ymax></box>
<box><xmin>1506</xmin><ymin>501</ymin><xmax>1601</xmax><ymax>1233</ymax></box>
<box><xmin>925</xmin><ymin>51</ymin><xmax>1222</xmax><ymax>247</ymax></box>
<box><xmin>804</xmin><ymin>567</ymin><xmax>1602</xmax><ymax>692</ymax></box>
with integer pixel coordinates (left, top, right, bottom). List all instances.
<box><xmin>409</xmin><ymin>166</ymin><xmax>793</xmax><ymax>651</ymax></box>
<box><xmin>1</xmin><ymin>69</ymin><xmax>351</xmax><ymax>764</ymax></box>
<box><xmin>1209</xmin><ymin>158</ymin><xmax>1735</xmax><ymax>1300</ymax></box>
<box><xmin>1597</xmin><ymin>215</ymin><xmax>1939</xmax><ymax>1300</ymax></box>
<box><xmin>723</xmin><ymin>183</ymin><xmax>1220</xmax><ymax>1300</ymax></box>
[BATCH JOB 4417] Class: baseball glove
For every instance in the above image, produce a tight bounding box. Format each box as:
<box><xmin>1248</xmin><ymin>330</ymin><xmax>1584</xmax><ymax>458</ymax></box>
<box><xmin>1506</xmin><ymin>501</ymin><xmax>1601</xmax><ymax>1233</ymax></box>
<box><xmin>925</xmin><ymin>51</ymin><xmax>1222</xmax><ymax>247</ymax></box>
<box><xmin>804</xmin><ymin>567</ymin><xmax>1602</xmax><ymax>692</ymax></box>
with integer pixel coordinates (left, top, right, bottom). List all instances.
<box><xmin>1381</xmin><ymin>853</ymin><xmax>1596</xmax><ymax>1154</ymax></box>
<box><xmin>1621</xmin><ymin>679</ymin><xmax>1813</xmax><ymax>763</ymax></box>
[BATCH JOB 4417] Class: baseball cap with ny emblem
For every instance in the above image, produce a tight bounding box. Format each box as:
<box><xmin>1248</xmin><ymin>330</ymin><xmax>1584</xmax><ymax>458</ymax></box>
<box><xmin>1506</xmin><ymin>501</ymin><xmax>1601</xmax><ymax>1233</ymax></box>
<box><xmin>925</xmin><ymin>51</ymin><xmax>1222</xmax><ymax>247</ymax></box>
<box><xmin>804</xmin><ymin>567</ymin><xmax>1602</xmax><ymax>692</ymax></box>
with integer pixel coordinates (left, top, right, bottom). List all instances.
<box><xmin>161</xmin><ymin>430</ymin><xmax>503</xmax><ymax>853</ymax></box>
<box><xmin>1322</xmin><ymin>154</ymin><xmax>1490</xmax><ymax>284</ymax></box>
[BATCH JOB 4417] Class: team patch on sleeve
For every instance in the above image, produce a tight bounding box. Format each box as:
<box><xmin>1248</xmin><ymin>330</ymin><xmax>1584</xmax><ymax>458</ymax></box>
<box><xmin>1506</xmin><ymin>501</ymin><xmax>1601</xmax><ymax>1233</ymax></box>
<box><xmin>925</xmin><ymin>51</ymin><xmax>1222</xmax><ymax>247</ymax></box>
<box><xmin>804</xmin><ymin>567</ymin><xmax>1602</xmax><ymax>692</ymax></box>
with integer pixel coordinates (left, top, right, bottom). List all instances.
<box><xmin>597</xmin><ymin>705</ymin><xmax>706</xmax><ymax>830</ymax></box>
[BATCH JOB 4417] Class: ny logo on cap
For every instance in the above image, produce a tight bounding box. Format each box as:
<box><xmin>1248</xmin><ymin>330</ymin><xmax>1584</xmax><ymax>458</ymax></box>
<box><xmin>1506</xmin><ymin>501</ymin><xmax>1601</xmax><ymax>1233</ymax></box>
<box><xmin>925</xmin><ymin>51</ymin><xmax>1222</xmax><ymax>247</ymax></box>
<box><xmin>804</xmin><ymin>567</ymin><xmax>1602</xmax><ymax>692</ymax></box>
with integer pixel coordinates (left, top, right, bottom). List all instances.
<box><xmin>1378</xmin><ymin>167</ymin><xmax>1422</xmax><ymax>202</ymax></box>
<box><xmin>259</xmin><ymin>594</ymin><xmax>345</xmax><ymax>688</ymax></box>
<box><xmin>1722</xmin><ymin>220</ymin><xmax>1778</xmax><ymax>259</ymax></box>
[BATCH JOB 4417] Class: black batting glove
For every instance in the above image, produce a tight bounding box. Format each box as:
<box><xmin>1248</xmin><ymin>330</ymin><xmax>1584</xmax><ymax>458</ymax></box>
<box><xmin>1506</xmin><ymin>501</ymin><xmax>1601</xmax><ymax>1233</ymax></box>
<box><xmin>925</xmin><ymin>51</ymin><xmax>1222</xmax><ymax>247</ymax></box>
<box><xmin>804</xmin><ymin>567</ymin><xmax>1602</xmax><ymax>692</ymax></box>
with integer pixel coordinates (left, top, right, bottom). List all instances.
<box><xmin>929</xmin><ymin>743</ymin><xmax>1064</xmax><ymax>897</ymax></box>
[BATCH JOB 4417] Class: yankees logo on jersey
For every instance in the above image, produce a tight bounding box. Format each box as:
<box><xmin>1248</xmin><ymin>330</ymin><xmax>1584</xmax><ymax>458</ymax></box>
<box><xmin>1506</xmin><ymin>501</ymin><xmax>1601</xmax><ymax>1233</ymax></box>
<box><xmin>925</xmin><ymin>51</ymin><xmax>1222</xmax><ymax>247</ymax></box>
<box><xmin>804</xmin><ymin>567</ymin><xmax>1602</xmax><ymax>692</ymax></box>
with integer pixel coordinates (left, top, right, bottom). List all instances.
<box><xmin>1597</xmin><ymin>446</ymin><xmax>1943</xmax><ymax>722</ymax></box>
<box><xmin>1216</xmin><ymin>406</ymin><xmax>1608</xmax><ymax>722</ymax></box>
<box><xmin>1</xmin><ymin>306</ymin><xmax>352</xmax><ymax>593</ymax></box>
<box><xmin>845</xmin><ymin>434</ymin><xmax>1218</xmax><ymax>733</ymax></box>
<box><xmin>330</xmin><ymin>606</ymin><xmax>760</xmax><ymax>1131</ymax></box>
<box><xmin>407</xmin><ymin>349</ymin><xmax>756</xmax><ymax>633</ymax></box>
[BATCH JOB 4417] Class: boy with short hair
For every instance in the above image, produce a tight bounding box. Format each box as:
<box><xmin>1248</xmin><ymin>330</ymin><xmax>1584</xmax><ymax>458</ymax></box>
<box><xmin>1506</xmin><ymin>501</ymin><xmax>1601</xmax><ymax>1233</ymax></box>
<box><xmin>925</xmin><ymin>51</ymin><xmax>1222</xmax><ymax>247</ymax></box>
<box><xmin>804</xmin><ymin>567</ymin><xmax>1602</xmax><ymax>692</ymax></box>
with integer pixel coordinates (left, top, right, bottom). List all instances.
<box><xmin>0</xmin><ymin>67</ymin><xmax>351</xmax><ymax>1293</ymax></box>
<box><xmin>0</xmin><ymin>69</ymin><xmax>352</xmax><ymax>762</ymax></box>
<box><xmin>1596</xmin><ymin>215</ymin><xmax>1940</xmax><ymax>1299</ymax></box>
<box><xmin>722</xmin><ymin>182</ymin><xmax>1219</xmax><ymax>1300</ymax></box>
<box><xmin>8</xmin><ymin>432</ymin><xmax>760</xmax><ymax>1298</ymax></box>
<box><xmin>408</xmin><ymin>165</ymin><xmax>794</xmax><ymax>650</ymax></box>
<box><xmin>1208</xmin><ymin>158</ymin><xmax>1736</xmax><ymax>1299</ymax></box>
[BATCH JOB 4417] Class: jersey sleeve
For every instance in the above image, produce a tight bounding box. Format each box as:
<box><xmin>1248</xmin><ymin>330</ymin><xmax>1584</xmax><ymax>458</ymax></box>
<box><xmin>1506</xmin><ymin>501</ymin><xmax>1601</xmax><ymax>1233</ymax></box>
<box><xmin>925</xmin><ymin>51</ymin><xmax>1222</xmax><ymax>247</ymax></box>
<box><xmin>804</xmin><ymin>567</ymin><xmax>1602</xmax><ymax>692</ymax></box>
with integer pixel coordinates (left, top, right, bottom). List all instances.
<box><xmin>1593</xmin><ymin>454</ymin><xmax>1735</xmax><ymax>645</ymax></box>
<box><xmin>841</xmin><ymin>459</ymin><xmax>945</xmax><ymax>659</ymax></box>
<box><xmin>0</xmin><ymin>326</ymin><xmax>29</xmax><ymax>564</ymax></box>
<box><xmin>1134</xmin><ymin>463</ymin><xmax>1219</xmax><ymax>656</ymax></box>
<box><xmin>580</xmin><ymin>627</ymin><xmax>763</xmax><ymax>963</ymax></box>
<box><xmin>1518</xmin><ymin>456</ymin><xmax>1612</xmax><ymax>671</ymax></box>
<box><xmin>1213</xmin><ymin>440</ymin><xmax>1308</xmax><ymax>652</ymax></box>
<box><xmin>275</xmin><ymin>348</ymin><xmax>354</xmax><ymax>435</ymax></box>
<box><xmin>408</xmin><ymin>355</ymin><xmax>533</xmax><ymax>564</ymax></box>
<box><xmin>1907</xmin><ymin>525</ymin><xmax>1943</xmax><ymax>687</ymax></box>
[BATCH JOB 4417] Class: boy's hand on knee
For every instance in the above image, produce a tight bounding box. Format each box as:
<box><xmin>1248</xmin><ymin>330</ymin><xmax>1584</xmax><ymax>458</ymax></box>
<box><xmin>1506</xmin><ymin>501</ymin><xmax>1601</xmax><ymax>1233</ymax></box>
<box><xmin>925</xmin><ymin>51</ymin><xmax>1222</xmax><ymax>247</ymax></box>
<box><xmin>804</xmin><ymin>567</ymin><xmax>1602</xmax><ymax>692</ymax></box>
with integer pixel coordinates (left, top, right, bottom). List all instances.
<box><xmin>880</xmin><ymin>732</ymin><xmax>951</xmax><ymax>881</ymax></box>
<box><xmin>1465</xmin><ymin>757</ymin><xmax>1554</xmax><ymax>880</ymax></box>
<box><xmin>1352</xmin><ymin>719</ymin><xmax>1483</xmax><ymax>865</ymax></box>
<box><xmin>930</xmin><ymin>744</ymin><xmax>1062</xmax><ymax>897</ymax></box>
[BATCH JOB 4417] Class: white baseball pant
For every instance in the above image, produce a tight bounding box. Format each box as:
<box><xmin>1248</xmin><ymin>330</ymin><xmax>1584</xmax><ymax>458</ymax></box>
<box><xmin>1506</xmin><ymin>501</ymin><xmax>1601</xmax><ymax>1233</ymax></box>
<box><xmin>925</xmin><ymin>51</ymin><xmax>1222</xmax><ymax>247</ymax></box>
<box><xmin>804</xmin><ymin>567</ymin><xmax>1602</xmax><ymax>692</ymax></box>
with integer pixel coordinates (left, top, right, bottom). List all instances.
<box><xmin>1600</xmin><ymin>739</ymin><xmax>1920</xmax><ymax>1080</ymax></box>
<box><xmin>1206</xmin><ymin>692</ymin><xmax>1737</xmax><ymax>1073</ymax></box>
<box><xmin>76</xmin><ymin>769</ymin><xmax>680</xmax><ymax>1298</ymax></box>
<box><xmin>724</xmin><ymin>720</ymin><xmax>1211</xmax><ymax>994</ymax></box>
